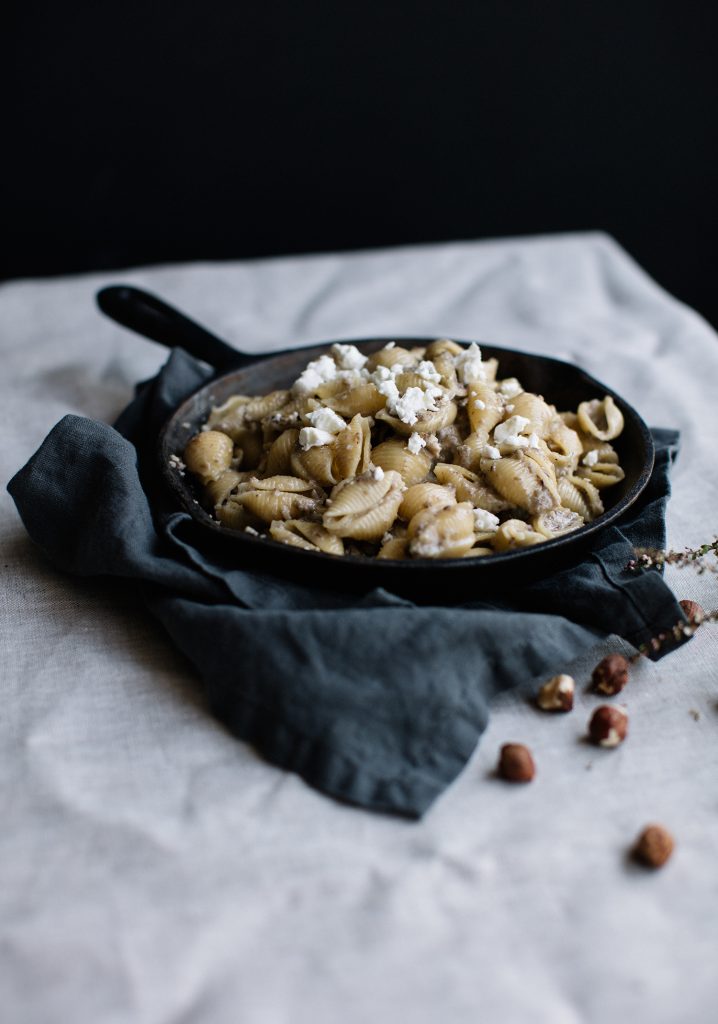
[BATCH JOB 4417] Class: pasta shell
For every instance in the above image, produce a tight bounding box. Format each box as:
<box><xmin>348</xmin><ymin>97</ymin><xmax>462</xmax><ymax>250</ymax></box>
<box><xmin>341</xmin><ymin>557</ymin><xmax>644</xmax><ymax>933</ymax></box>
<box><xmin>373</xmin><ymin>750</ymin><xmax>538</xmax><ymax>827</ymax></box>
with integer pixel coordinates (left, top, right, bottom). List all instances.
<box><xmin>204</xmin><ymin>469</ymin><xmax>246</xmax><ymax>506</ymax></box>
<box><xmin>265</xmin><ymin>428</ymin><xmax>300</xmax><ymax>476</ymax></box>
<box><xmin>332</xmin><ymin>414</ymin><xmax>372</xmax><ymax>481</ymax></box>
<box><xmin>232</xmin><ymin>426</ymin><xmax>264</xmax><ymax>469</ymax></box>
<box><xmin>430</xmin><ymin>350</ymin><xmax>460</xmax><ymax>393</ymax></box>
<box><xmin>377</xmin><ymin>399</ymin><xmax>458</xmax><ymax>437</ymax></box>
<box><xmin>324</xmin><ymin>383</ymin><xmax>386</xmax><ymax>417</ymax></box>
<box><xmin>290</xmin><ymin>443</ymin><xmax>337</xmax><ymax>487</ymax></box>
<box><xmin>399</xmin><ymin>482</ymin><xmax>456</xmax><ymax>521</ymax></box>
<box><xmin>576</xmin><ymin>462</ymin><xmax>625</xmax><ymax>489</ymax></box>
<box><xmin>323</xmin><ymin>470</ymin><xmax>404</xmax><ymax>540</ymax></box>
<box><xmin>235</xmin><ymin>488</ymin><xmax>319</xmax><ymax>524</ymax></box>
<box><xmin>577</xmin><ymin>396</ymin><xmax>624</xmax><ymax>441</ymax></box>
<box><xmin>215</xmin><ymin>500</ymin><xmax>254</xmax><ymax>531</ymax></box>
<box><xmin>467</xmin><ymin>383</ymin><xmax>504</xmax><ymax>436</ymax></box>
<box><xmin>365</xmin><ymin>346</ymin><xmax>416</xmax><ymax>371</ymax></box>
<box><xmin>461</xmin><ymin>546</ymin><xmax>494</xmax><ymax>558</ymax></box>
<box><xmin>371</xmin><ymin>439</ymin><xmax>433</xmax><ymax>485</ymax></box>
<box><xmin>269</xmin><ymin>519</ymin><xmax>344</xmax><ymax>556</ymax></box>
<box><xmin>533</xmin><ymin>507</ymin><xmax>585</xmax><ymax>538</ymax></box>
<box><xmin>184</xmin><ymin>430</ymin><xmax>234</xmax><ymax>483</ymax></box>
<box><xmin>481</xmin><ymin>450</ymin><xmax>560</xmax><ymax>514</ymax></box>
<box><xmin>557</xmin><ymin>475</ymin><xmax>604</xmax><ymax>521</ymax></box>
<box><xmin>208</xmin><ymin>391</ymin><xmax>289</xmax><ymax>436</ymax></box>
<box><xmin>544</xmin><ymin>417</ymin><xmax>583</xmax><ymax>476</ymax></box>
<box><xmin>493</xmin><ymin>519</ymin><xmax>545</xmax><ymax>551</ymax></box>
<box><xmin>407</xmin><ymin>502</ymin><xmax>476</xmax><ymax>559</ymax></box>
<box><xmin>508</xmin><ymin>392</ymin><xmax>555</xmax><ymax>437</ymax></box>
<box><xmin>425</xmin><ymin>338</ymin><xmax>464</xmax><ymax>359</ymax></box>
<box><xmin>377</xmin><ymin>537</ymin><xmax>409</xmax><ymax>560</ymax></box>
<box><xmin>433</xmin><ymin>463</ymin><xmax>512</xmax><ymax>512</ymax></box>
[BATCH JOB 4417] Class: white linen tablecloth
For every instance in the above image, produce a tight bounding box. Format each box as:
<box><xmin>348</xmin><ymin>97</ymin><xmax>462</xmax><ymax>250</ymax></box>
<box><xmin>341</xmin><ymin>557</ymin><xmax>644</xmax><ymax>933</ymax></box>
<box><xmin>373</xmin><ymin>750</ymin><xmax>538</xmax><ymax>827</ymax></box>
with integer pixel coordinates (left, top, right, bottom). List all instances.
<box><xmin>2</xmin><ymin>233</ymin><xmax>717</xmax><ymax>1024</ymax></box>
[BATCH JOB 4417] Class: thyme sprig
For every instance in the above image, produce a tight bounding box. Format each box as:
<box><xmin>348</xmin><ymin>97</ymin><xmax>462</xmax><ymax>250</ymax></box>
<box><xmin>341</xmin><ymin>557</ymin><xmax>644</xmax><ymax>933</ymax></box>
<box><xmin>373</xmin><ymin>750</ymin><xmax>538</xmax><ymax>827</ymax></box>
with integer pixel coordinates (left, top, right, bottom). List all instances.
<box><xmin>626</xmin><ymin>539</ymin><xmax>718</xmax><ymax>574</ymax></box>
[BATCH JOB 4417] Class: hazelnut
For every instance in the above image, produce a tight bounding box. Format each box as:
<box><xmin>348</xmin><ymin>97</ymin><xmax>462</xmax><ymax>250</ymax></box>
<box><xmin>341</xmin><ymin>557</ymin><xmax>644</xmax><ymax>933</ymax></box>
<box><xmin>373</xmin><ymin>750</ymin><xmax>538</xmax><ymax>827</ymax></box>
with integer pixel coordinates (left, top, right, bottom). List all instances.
<box><xmin>498</xmin><ymin>743</ymin><xmax>535</xmax><ymax>782</ymax></box>
<box><xmin>536</xmin><ymin>673</ymin><xmax>574</xmax><ymax>712</ymax></box>
<box><xmin>592</xmin><ymin>653</ymin><xmax>629</xmax><ymax>696</ymax></box>
<box><xmin>633</xmin><ymin>824</ymin><xmax>674</xmax><ymax>868</ymax></box>
<box><xmin>679</xmin><ymin>599</ymin><xmax>705</xmax><ymax>626</ymax></box>
<box><xmin>588</xmin><ymin>705</ymin><xmax>628</xmax><ymax>747</ymax></box>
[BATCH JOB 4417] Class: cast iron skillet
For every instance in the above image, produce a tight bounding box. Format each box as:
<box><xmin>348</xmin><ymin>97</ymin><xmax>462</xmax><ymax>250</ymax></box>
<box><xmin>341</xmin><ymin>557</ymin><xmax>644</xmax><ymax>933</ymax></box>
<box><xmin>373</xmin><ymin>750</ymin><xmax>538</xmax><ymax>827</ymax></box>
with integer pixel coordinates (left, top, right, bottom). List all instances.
<box><xmin>97</xmin><ymin>285</ymin><xmax>654</xmax><ymax>599</ymax></box>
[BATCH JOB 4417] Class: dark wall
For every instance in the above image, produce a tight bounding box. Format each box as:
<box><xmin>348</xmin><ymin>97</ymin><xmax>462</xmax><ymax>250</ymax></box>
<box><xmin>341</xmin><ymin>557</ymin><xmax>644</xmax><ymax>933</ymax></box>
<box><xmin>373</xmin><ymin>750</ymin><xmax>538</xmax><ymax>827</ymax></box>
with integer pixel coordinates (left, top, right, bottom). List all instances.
<box><xmin>6</xmin><ymin>2</ymin><xmax>717</xmax><ymax>326</ymax></box>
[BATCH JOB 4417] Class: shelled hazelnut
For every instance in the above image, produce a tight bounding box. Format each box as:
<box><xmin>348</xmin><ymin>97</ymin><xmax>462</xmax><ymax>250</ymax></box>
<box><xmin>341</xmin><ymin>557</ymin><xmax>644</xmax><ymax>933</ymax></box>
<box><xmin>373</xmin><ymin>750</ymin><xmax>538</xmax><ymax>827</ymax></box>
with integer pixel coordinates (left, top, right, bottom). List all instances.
<box><xmin>498</xmin><ymin>743</ymin><xmax>535</xmax><ymax>782</ymax></box>
<box><xmin>536</xmin><ymin>674</ymin><xmax>574</xmax><ymax>712</ymax></box>
<box><xmin>588</xmin><ymin>705</ymin><xmax>628</xmax><ymax>747</ymax></box>
<box><xmin>679</xmin><ymin>599</ymin><xmax>705</xmax><ymax>625</ymax></box>
<box><xmin>592</xmin><ymin>654</ymin><xmax>629</xmax><ymax>696</ymax></box>
<box><xmin>633</xmin><ymin>824</ymin><xmax>674</xmax><ymax>868</ymax></box>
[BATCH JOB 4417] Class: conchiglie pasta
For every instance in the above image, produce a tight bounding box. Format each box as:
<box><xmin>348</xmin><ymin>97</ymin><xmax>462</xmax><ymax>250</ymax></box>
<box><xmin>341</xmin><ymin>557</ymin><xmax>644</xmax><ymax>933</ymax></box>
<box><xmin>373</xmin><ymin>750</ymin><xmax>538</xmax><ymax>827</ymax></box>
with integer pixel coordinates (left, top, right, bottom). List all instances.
<box><xmin>181</xmin><ymin>339</ymin><xmax>628</xmax><ymax>559</ymax></box>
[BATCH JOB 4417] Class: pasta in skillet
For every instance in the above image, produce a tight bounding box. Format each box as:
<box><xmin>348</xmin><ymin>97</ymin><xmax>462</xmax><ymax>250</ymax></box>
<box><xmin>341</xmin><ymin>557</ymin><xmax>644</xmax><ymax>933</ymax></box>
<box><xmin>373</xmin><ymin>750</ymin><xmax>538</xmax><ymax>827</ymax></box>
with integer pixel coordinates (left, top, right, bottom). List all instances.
<box><xmin>180</xmin><ymin>340</ymin><xmax>626</xmax><ymax>559</ymax></box>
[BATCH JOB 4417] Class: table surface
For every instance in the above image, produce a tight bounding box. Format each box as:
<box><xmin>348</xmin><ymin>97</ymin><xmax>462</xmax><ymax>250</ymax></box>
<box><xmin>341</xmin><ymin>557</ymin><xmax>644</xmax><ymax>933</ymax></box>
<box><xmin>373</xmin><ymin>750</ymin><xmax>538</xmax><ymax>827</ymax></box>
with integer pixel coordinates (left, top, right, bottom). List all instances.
<box><xmin>2</xmin><ymin>233</ymin><xmax>717</xmax><ymax>1024</ymax></box>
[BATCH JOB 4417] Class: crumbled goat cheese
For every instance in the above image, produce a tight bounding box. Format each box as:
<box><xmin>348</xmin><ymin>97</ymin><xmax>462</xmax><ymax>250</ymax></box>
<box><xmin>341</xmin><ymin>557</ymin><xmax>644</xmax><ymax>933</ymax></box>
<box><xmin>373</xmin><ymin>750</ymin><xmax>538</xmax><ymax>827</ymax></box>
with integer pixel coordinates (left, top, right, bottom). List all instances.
<box><xmin>407</xmin><ymin>432</ymin><xmax>427</xmax><ymax>455</ymax></box>
<box><xmin>299</xmin><ymin>426</ymin><xmax>335</xmax><ymax>450</ymax></box>
<box><xmin>498</xmin><ymin>378</ymin><xmax>523</xmax><ymax>398</ymax></box>
<box><xmin>389</xmin><ymin>386</ymin><xmax>439</xmax><ymax>426</ymax></box>
<box><xmin>493</xmin><ymin>415</ymin><xmax>531</xmax><ymax>446</ymax></box>
<box><xmin>244</xmin><ymin>526</ymin><xmax>260</xmax><ymax>537</ymax></box>
<box><xmin>331</xmin><ymin>343</ymin><xmax>367</xmax><ymax>371</ymax></box>
<box><xmin>582</xmin><ymin>449</ymin><xmax>600</xmax><ymax>466</ymax></box>
<box><xmin>454</xmin><ymin>343</ymin><xmax>486</xmax><ymax>385</ymax></box>
<box><xmin>416</xmin><ymin>360</ymin><xmax>442</xmax><ymax>385</ymax></box>
<box><xmin>292</xmin><ymin>354</ymin><xmax>338</xmax><ymax>394</ymax></box>
<box><xmin>527</xmin><ymin>432</ymin><xmax>541</xmax><ymax>449</ymax></box>
<box><xmin>372</xmin><ymin>466</ymin><xmax>385</xmax><ymax>481</ymax></box>
<box><xmin>375</xmin><ymin>377</ymin><xmax>400</xmax><ymax>403</ymax></box>
<box><xmin>505</xmin><ymin>404</ymin><xmax>514</xmax><ymax>413</ymax></box>
<box><xmin>482</xmin><ymin>444</ymin><xmax>502</xmax><ymax>460</ymax></box>
<box><xmin>472</xmin><ymin>398</ymin><xmax>486</xmax><ymax>410</ymax></box>
<box><xmin>308</xmin><ymin>407</ymin><xmax>347</xmax><ymax>434</ymax></box>
<box><xmin>384</xmin><ymin>341</ymin><xmax>396</xmax><ymax>350</ymax></box>
<box><xmin>473</xmin><ymin>508</ymin><xmax>500</xmax><ymax>532</ymax></box>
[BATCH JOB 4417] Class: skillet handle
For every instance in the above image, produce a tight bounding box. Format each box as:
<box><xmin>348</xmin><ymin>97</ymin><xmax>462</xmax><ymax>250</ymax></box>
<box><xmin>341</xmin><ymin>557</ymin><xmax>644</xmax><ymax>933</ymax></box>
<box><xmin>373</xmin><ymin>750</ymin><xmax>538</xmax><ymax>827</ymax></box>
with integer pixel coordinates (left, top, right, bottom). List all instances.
<box><xmin>96</xmin><ymin>285</ymin><xmax>261</xmax><ymax>373</ymax></box>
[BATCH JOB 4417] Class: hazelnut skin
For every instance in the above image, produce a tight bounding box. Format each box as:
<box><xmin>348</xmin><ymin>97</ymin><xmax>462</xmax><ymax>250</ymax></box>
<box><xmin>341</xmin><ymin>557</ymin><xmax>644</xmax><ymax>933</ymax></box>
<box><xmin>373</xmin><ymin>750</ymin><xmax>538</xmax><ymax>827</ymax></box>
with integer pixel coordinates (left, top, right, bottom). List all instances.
<box><xmin>498</xmin><ymin>743</ymin><xmax>535</xmax><ymax>782</ymax></box>
<box><xmin>592</xmin><ymin>654</ymin><xmax>629</xmax><ymax>696</ymax></box>
<box><xmin>588</xmin><ymin>705</ymin><xmax>628</xmax><ymax>747</ymax></box>
<box><xmin>633</xmin><ymin>824</ymin><xmax>674</xmax><ymax>868</ymax></box>
<box><xmin>679</xmin><ymin>599</ymin><xmax>705</xmax><ymax>626</ymax></box>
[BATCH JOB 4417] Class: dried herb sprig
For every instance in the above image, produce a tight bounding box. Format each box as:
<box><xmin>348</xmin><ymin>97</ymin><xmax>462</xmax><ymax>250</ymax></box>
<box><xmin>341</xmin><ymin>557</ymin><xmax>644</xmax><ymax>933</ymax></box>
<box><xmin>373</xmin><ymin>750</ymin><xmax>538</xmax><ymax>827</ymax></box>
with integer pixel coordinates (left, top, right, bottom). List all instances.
<box><xmin>626</xmin><ymin>539</ymin><xmax>718</xmax><ymax>574</ymax></box>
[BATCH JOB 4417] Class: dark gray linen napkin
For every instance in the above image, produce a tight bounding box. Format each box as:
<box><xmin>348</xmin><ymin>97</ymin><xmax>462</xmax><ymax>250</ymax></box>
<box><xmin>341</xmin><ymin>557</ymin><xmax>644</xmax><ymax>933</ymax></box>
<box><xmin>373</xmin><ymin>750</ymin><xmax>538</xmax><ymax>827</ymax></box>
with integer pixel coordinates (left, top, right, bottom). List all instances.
<box><xmin>8</xmin><ymin>350</ymin><xmax>686</xmax><ymax>818</ymax></box>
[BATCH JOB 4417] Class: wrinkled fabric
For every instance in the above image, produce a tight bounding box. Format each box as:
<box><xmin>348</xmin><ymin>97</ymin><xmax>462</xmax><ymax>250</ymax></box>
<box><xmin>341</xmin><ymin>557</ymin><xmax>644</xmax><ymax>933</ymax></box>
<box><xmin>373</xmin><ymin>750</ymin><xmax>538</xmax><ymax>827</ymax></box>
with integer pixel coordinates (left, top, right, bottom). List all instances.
<box><xmin>8</xmin><ymin>347</ymin><xmax>684</xmax><ymax>817</ymax></box>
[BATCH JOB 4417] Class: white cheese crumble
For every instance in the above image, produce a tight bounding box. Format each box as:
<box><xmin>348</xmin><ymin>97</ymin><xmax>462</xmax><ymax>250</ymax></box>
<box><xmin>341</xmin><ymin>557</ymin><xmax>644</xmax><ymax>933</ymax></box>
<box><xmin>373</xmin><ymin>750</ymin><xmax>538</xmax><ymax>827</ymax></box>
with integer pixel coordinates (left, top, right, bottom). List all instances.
<box><xmin>472</xmin><ymin>398</ymin><xmax>486</xmax><ymax>410</ymax></box>
<box><xmin>582</xmin><ymin>449</ymin><xmax>600</xmax><ymax>466</ymax></box>
<box><xmin>372</xmin><ymin>466</ymin><xmax>385</xmax><ymax>481</ymax></box>
<box><xmin>527</xmin><ymin>432</ymin><xmax>541</xmax><ymax>449</ymax></box>
<box><xmin>493</xmin><ymin>415</ymin><xmax>531</xmax><ymax>446</ymax></box>
<box><xmin>307</xmin><ymin>407</ymin><xmax>346</xmax><ymax>434</ymax></box>
<box><xmin>292</xmin><ymin>354</ymin><xmax>338</xmax><ymax>394</ymax></box>
<box><xmin>454</xmin><ymin>343</ymin><xmax>486</xmax><ymax>385</ymax></box>
<box><xmin>498</xmin><ymin>378</ymin><xmax>523</xmax><ymax>398</ymax></box>
<box><xmin>416</xmin><ymin>360</ymin><xmax>442</xmax><ymax>385</ymax></box>
<box><xmin>482</xmin><ymin>444</ymin><xmax>501</xmax><ymax>460</ymax></box>
<box><xmin>298</xmin><ymin>426</ymin><xmax>335</xmax><ymax>450</ymax></box>
<box><xmin>473</xmin><ymin>508</ymin><xmax>500</xmax><ymax>532</ymax></box>
<box><xmin>407</xmin><ymin>432</ymin><xmax>427</xmax><ymax>455</ymax></box>
<box><xmin>389</xmin><ymin>386</ymin><xmax>439</xmax><ymax>426</ymax></box>
<box><xmin>331</xmin><ymin>343</ymin><xmax>367</xmax><ymax>371</ymax></box>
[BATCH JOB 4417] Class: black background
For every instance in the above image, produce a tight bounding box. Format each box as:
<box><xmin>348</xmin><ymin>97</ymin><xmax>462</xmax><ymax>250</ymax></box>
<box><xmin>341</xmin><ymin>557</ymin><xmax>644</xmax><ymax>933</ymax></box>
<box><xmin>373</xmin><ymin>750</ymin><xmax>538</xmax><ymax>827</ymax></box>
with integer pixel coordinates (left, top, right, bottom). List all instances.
<box><xmin>5</xmin><ymin>2</ymin><xmax>717</xmax><ymax>326</ymax></box>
